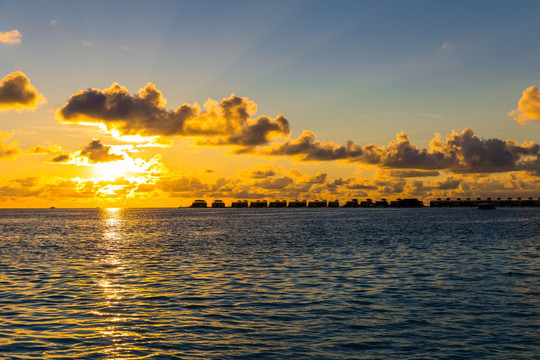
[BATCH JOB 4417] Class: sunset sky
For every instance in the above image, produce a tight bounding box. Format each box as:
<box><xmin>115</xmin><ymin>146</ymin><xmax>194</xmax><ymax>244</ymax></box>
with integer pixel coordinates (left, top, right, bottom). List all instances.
<box><xmin>1</xmin><ymin>0</ymin><xmax>539</xmax><ymax>207</ymax></box>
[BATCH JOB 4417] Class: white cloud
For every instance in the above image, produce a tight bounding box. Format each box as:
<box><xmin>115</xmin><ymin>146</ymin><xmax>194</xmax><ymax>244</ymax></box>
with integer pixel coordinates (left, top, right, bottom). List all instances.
<box><xmin>440</xmin><ymin>41</ymin><xmax>454</xmax><ymax>50</ymax></box>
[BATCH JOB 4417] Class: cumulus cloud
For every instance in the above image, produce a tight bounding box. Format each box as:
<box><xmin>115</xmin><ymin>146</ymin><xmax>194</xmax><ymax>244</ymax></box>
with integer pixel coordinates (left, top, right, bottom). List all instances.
<box><xmin>46</xmin><ymin>139</ymin><xmax>123</xmax><ymax>164</ymax></box>
<box><xmin>0</xmin><ymin>30</ymin><xmax>21</xmax><ymax>44</ymax></box>
<box><xmin>508</xmin><ymin>86</ymin><xmax>540</xmax><ymax>125</ymax></box>
<box><xmin>263</xmin><ymin>128</ymin><xmax>540</xmax><ymax>175</ymax></box>
<box><xmin>0</xmin><ymin>72</ymin><xmax>47</xmax><ymax>111</ymax></box>
<box><xmin>79</xmin><ymin>139</ymin><xmax>124</xmax><ymax>163</ymax></box>
<box><xmin>56</xmin><ymin>83</ymin><xmax>290</xmax><ymax>146</ymax></box>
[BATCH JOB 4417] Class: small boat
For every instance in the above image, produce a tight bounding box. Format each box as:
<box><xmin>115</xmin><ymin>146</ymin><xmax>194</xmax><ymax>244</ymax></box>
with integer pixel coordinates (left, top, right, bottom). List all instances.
<box><xmin>478</xmin><ymin>202</ymin><xmax>495</xmax><ymax>210</ymax></box>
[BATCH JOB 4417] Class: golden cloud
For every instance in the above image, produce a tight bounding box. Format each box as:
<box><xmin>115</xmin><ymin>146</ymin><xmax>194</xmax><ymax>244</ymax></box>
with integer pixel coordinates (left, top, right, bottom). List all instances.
<box><xmin>0</xmin><ymin>30</ymin><xmax>21</xmax><ymax>44</ymax></box>
<box><xmin>0</xmin><ymin>71</ymin><xmax>46</xmax><ymax>111</ymax></box>
<box><xmin>509</xmin><ymin>86</ymin><xmax>540</xmax><ymax>125</ymax></box>
<box><xmin>25</xmin><ymin>145</ymin><xmax>62</xmax><ymax>155</ymax></box>
<box><xmin>0</xmin><ymin>131</ymin><xmax>21</xmax><ymax>160</ymax></box>
<box><xmin>56</xmin><ymin>83</ymin><xmax>290</xmax><ymax>146</ymax></box>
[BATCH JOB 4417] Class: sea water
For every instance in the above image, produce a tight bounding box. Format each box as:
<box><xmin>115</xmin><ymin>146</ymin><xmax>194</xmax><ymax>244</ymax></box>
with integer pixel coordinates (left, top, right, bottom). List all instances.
<box><xmin>0</xmin><ymin>207</ymin><xmax>538</xmax><ymax>359</ymax></box>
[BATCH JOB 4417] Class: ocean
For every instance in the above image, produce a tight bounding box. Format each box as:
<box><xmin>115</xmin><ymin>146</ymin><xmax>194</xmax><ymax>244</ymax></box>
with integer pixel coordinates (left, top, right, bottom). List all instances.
<box><xmin>0</xmin><ymin>207</ymin><xmax>538</xmax><ymax>359</ymax></box>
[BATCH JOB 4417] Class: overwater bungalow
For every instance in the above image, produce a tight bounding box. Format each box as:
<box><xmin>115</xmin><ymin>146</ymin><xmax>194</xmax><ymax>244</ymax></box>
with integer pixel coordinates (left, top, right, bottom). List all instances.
<box><xmin>211</xmin><ymin>200</ymin><xmax>225</xmax><ymax>208</ymax></box>
<box><xmin>190</xmin><ymin>199</ymin><xmax>208</xmax><ymax>208</ymax></box>
<box><xmin>327</xmin><ymin>200</ymin><xmax>340</xmax><ymax>207</ymax></box>
<box><xmin>390</xmin><ymin>198</ymin><xmax>423</xmax><ymax>208</ymax></box>
<box><xmin>250</xmin><ymin>200</ymin><xmax>268</xmax><ymax>208</ymax></box>
<box><xmin>231</xmin><ymin>200</ymin><xmax>248</xmax><ymax>208</ymax></box>
<box><xmin>288</xmin><ymin>200</ymin><xmax>307</xmax><ymax>208</ymax></box>
<box><xmin>430</xmin><ymin>197</ymin><xmax>540</xmax><ymax>207</ymax></box>
<box><xmin>308</xmin><ymin>200</ymin><xmax>327</xmax><ymax>208</ymax></box>
<box><xmin>269</xmin><ymin>200</ymin><xmax>287</xmax><ymax>208</ymax></box>
<box><xmin>343</xmin><ymin>199</ymin><xmax>359</xmax><ymax>208</ymax></box>
<box><xmin>360</xmin><ymin>199</ymin><xmax>374</xmax><ymax>208</ymax></box>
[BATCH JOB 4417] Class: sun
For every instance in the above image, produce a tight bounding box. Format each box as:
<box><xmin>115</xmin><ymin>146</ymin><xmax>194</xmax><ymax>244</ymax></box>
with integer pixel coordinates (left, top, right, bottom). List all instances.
<box><xmin>93</xmin><ymin>159</ymin><xmax>136</xmax><ymax>180</ymax></box>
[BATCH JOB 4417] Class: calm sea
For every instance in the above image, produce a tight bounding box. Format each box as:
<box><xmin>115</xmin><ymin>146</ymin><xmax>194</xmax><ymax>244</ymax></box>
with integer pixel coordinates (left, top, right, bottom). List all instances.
<box><xmin>0</xmin><ymin>207</ymin><xmax>538</xmax><ymax>359</ymax></box>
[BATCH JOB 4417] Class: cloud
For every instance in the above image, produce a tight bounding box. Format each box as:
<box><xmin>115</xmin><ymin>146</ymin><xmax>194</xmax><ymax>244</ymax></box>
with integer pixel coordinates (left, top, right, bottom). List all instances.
<box><xmin>262</xmin><ymin>128</ymin><xmax>540</xmax><ymax>174</ymax></box>
<box><xmin>26</xmin><ymin>145</ymin><xmax>62</xmax><ymax>155</ymax></box>
<box><xmin>47</xmin><ymin>153</ymin><xmax>71</xmax><ymax>163</ymax></box>
<box><xmin>440</xmin><ymin>41</ymin><xmax>454</xmax><ymax>50</ymax></box>
<box><xmin>254</xmin><ymin>176</ymin><xmax>293</xmax><ymax>190</ymax></box>
<box><xmin>45</xmin><ymin>139</ymin><xmax>123</xmax><ymax>164</ymax></box>
<box><xmin>80</xmin><ymin>40</ymin><xmax>95</xmax><ymax>47</ymax></box>
<box><xmin>248</xmin><ymin>167</ymin><xmax>276</xmax><ymax>179</ymax></box>
<box><xmin>0</xmin><ymin>30</ymin><xmax>21</xmax><ymax>44</ymax></box>
<box><xmin>56</xmin><ymin>83</ymin><xmax>290</xmax><ymax>146</ymax></box>
<box><xmin>0</xmin><ymin>72</ymin><xmax>47</xmax><ymax>111</ymax></box>
<box><xmin>49</xmin><ymin>20</ymin><xmax>57</xmax><ymax>29</ymax></box>
<box><xmin>508</xmin><ymin>86</ymin><xmax>540</xmax><ymax>125</ymax></box>
<box><xmin>382</xmin><ymin>170</ymin><xmax>440</xmax><ymax>178</ymax></box>
<box><xmin>79</xmin><ymin>139</ymin><xmax>124</xmax><ymax>163</ymax></box>
<box><xmin>0</xmin><ymin>132</ymin><xmax>21</xmax><ymax>160</ymax></box>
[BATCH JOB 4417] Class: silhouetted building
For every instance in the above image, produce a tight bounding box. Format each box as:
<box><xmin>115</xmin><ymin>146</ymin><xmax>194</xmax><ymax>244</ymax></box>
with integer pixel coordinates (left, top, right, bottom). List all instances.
<box><xmin>391</xmin><ymin>198</ymin><xmax>423</xmax><ymax>208</ymax></box>
<box><xmin>288</xmin><ymin>200</ymin><xmax>307</xmax><ymax>208</ymax></box>
<box><xmin>308</xmin><ymin>200</ymin><xmax>327</xmax><ymax>208</ymax></box>
<box><xmin>327</xmin><ymin>200</ymin><xmax>340</xmax><ymax>207</ymax></box>
<box><xmin>360</xmin><ymin>199</ymin><xmax>374</xmax><ymax>208</ymax></box>
<box><xmin>211</xmin><ymin>200</ymin><xmax>225</xmax><ymax>208</ymax></box>
<box><xmin>231</xmin><ymin>200</ymin><xmax>248</xmax><ymax>208</ymax></box>
<box><xmin>250</xmin><ymin>200</ymin><xmax>268</xmax><ymax>208</ymax></box>
<box><xmin>343</xmin><ymin>199</ymin><xmax>359</xmax><ymax>208</ymax></box>
<box><xmin>269</xmin><ymin>200</ymin><xmax>287</xmax><ymax>208</ymax></box>
<box><xmin>190</xmin><ymin>200</ymin><xmax>207</xmax><ymax>208</ymax></box>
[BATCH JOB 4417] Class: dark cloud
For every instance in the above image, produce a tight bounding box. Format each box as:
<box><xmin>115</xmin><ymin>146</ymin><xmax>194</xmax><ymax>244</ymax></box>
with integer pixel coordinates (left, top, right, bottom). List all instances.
<box><xmin>79</xmin><ymin>139</ymin><xmax>123</xmax><ymax>163</ymax></box>
<box><xmin>56</xmin><ymin>84</ymin><xmax>290</xmax><ymax>146</ymax></box>
<box><xmin>48</xmin><ymin>154</ymin><xmax>71</xmax><ymax>163</ymax></box>
<box><xmin>249</xmin><ymin>169</ymin><xmax>276</xmax><ymax>179</ymax></box>
<box><xmin>306</xmin><ymin>172</ymin><xmax>327</xmax><ymax>184</ymax></box>
<box><xmin>434</xmin><ymin>129</ymin><xmax>539</xmax><ymax>173</ymax></box>
<box><xmin>432</xmin><ymin>177</ymin><xmax>461</xmax><ymax>190</ymax></box>
<box><xmin>385</xmin><ymin>170</ymin><xmax>440</xmax><ymax>178</ymax></box>
<box><xmin>263</xmin><ymin>128</ymin><xmax>540</xmax><ymax>175</ymax></box>
<box><xmin>0</xmin><ymin>72</ymin><xmax>46</xmax><ymax>111</ymax></box>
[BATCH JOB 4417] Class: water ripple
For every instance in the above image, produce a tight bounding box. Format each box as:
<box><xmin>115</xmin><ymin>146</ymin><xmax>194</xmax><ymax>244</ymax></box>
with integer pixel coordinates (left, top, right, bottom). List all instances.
<box><xmin>0</xmin><ymin>208</ymin><xmax>538</xmax><ymax>359</ymax></box>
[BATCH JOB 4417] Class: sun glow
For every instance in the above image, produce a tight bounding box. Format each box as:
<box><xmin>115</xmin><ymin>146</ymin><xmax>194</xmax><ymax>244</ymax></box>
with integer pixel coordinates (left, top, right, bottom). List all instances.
<box><xmin>93</xmin><ymin>160</ymin><xmax>137</xmax><ymax>180</ymax></box>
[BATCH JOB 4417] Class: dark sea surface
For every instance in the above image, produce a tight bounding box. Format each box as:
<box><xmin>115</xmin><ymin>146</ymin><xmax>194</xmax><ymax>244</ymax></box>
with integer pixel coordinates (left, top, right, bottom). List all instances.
<box><xmin>0</xmin><ymin>207</ymin><xmax>538</xmax><ymax>359</ymax></box>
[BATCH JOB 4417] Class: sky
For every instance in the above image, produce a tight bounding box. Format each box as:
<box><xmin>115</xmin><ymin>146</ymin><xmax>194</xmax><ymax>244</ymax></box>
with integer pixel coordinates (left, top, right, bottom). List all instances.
<box><xmin>0</xmin><ymin>0</ymin><xmax>539</xmax><ymax>208</ymax></box>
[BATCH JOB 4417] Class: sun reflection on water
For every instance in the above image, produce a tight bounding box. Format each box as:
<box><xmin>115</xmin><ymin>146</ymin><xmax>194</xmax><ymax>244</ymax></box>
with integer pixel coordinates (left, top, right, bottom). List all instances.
<box><xmin>95</xmin><ymin>207</ymin><xmax>143</xmax><ymax>359</ymax></box>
